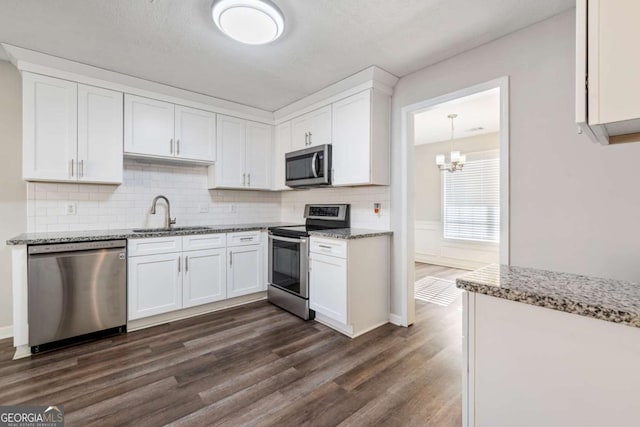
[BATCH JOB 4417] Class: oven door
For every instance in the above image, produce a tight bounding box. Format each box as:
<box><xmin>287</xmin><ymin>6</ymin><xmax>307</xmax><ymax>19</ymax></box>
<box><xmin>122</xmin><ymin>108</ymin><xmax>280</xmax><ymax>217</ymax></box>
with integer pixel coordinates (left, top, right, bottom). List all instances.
<box><xmin>268</xmin><ymin>234</ymin><xmax>309</xmax><ymax>298</ymax></box>
<box><xmin>285</xmin><ymin>145</ymin><xmax>331</xmax><ymax>187</ymax></box>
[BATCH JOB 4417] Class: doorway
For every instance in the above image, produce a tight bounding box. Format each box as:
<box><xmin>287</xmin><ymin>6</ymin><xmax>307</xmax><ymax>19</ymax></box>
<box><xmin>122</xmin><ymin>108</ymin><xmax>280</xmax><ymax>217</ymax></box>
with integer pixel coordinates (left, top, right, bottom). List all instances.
<box><xmin>399</xmin><ymin>77</ymin><xmax>509</xmax><ymax>326</ymax></box>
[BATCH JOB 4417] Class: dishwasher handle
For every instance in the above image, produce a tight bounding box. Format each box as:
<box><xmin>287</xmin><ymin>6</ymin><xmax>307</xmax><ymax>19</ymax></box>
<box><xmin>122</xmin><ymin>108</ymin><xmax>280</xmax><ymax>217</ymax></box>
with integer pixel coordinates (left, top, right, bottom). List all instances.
<box><xmin>28</xmin><ymin>240</ymin><xmax>127</xmax><ymax>255</ymax></box>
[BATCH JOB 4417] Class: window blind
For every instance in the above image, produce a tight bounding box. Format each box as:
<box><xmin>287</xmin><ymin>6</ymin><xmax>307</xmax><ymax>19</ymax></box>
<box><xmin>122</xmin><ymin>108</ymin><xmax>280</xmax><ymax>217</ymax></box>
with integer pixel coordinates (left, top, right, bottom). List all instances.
<box><xmin>443</xmin><ymin>150</ymin><xmax>500</xmax><ymax>243</ymax></box>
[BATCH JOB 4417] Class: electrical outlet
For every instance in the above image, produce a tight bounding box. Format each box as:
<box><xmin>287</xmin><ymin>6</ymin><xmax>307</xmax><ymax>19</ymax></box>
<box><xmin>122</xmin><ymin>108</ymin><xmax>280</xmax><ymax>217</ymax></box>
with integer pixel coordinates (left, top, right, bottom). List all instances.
<box><xmin>66</xmin><ymin>203</ymin><xmax>77</xmax><ymax>215</ymax></box>
<box><xmin>228</xmin><ymin>204</ymin><xmax>237</xmax><ymax>213</ymax></box>
<box><xmin>199</xmin><ymin>204</ymin><xmax>210</xmax><ymax>213</ymax></box>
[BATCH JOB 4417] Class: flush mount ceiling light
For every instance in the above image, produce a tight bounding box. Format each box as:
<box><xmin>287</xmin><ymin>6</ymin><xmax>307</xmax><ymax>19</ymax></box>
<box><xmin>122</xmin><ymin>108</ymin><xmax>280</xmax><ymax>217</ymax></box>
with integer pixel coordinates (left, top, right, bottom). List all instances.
<box><xmin>211</xmin><ymin>0</ymin><xmax>284</xmax><ymax>45</ymax></box>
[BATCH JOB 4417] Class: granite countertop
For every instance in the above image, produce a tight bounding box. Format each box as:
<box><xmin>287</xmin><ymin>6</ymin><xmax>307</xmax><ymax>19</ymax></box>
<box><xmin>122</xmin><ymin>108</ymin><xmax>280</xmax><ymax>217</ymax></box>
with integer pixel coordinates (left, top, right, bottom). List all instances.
<box><xmin>6</xmin><ymin>222</ymin><xmax>296</xmax><ymax>245</ymax></box>
<box><xmin>456</xmin><ymin>264</ymin><xmax>640</xmax><ymax>328</ymax></box>
<box><xmin>308</xmin><ymin>228</ymin><xmax>393</xmax><ymax>240</ymax></box>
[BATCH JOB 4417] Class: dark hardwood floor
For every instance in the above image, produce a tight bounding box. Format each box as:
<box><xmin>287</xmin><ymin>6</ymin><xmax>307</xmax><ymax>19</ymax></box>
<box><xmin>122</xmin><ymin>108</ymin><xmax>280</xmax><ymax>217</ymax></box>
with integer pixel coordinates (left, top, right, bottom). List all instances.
<box><xmin>0</xmin><ymin>265</ymin><xmax>465</xmax><ymax>426</ymax></box>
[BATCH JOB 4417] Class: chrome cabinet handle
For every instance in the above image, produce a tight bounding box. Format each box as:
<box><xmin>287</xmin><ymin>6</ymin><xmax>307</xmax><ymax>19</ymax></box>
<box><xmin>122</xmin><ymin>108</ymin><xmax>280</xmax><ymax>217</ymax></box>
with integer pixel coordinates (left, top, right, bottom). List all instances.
<box><xmin>240</xmin><ymin>237</ymin><xmax>253</xmax><ymax>241</ymax></box>
<box><xmin>319</xmin><ymin>245</ymin><xmax>332</xmax><ymax>250</ymax></box>
<box><xmin>178</xmin><ymin>256</ymin><xmax>181</xmax><ymax>273</ymax></box>
<box><xmin>304</xmin><ymin>132</ymin><xmax>308</xmax><ymax>146</ymax></box>
<box><xmin>229</xmin><ymin>251</ymin><xmax>233</xmax><ymax>267</ymax></box>
<box><xmin>80</xmin><ymin>160</ymin><xmax>84</xmax><ymax>178</ymax></box>
<box><xmin>308</xmin><ymin>131</ymin><xmax>312</xmax><ymax>145</ymax></box>
<box><xmin>176</xmin><ymin>139</ymin><xmax>180</xmax><ymax>155</ymax></box>
<box><xmin>70</xmin><ymin>159</ymin><xmax>74</xmax><ymax>177</ymax></box>
<box><xmin>243</xmin><ymin>173</ymin><xmax>246</xmax><ymax>186</ymax></box>
<box><xmin>248</xmin><ymin>173</ymin><xmax>251</xmax><ymax>187</ymax></box>
<box><xmin>170</xmin><ymin>139</ymin><xmax>174</xmax><ymax>154</ymax></box>
<box><xmin>185</xmin><ymin>256</ymin><xmax>189</xmax><ymax>272</ymax></box>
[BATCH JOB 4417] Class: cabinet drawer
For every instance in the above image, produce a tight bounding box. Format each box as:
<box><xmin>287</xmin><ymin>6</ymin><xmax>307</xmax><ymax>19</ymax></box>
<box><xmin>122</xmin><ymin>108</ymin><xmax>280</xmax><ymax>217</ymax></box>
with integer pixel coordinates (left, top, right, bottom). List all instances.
<box><xmin>182</xmin><ymin>233</ymin><xmax>226</xmax><ymax>251</ymax></box>
<box><xmin>128</xmin><ymin>236</ymin><xmax>182</xmax><ymax>256</ymax></box>
<box><xmin>227</xmin><ymin>231</ymin><xmax>261</xmax><ymax>247</ymax></box>
<box><xmin>310</xmin><ymin>237</ymin><xmax>347</xmax><ymax>258</ymax></box>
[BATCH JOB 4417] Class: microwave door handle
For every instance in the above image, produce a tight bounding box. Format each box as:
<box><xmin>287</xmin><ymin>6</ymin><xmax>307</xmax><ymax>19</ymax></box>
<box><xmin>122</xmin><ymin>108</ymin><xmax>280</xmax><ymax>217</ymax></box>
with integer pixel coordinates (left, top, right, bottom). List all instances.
<box><xmin>311</xmin><ymin>152</ymin><xmax>319</xmax><ymax>178</ymax></box>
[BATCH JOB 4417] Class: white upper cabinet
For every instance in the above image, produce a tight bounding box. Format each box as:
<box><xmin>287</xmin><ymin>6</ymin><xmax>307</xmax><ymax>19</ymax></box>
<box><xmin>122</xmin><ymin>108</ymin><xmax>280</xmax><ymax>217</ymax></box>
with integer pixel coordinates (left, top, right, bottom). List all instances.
<box><xmin>208</xmin><ymin>114</ymin><xmax>273</xmax><ymax>190</ymax></box>
<box><xmin>273</xmin><ymin>121</ymin><xmax>292</xmax><ymax>191</ymax></box>
<box><xmin>124</xmin><ymin>94</ymin><xmax>217</xmax><ymax>162</ymax></box>
<box><xmin>77</xmin><ymin>84</ymin><xmax>123</xmax><ymax>183</ymax></box>
<box><xmin>577</xmin><ymin>0</ymin><xmax>640</xmax><ymax>144</ymax></box>
<box><xmin>213</xmin><ymin>114</ymin><xmax>246</xmax><ymax>188</ymax></box>
<box><xmin>124</xmin><ymin>95</ymin><xmax>175</xmax><ymax>157</ymax></box>
<box><xmin>174</xmin><ymin>105</ymin><xmax>216</xmax><ymax>162</ymax></box>
<box><xmin>23</xmin><ymin>73</ymin><xmax>78</xmax><ymax>182</ymax></box>
<box><xmin>332</xmin><ymin>89</ymin><xmax>390</xmax><ymax>186</ymax></box>
<box><xmin>291</xmin><ymin>105</ymin><xmax>332</xmax><ymax>151</ymax></box>
<box><xmin>22</xmin><ymin>73</ymin><xmax>124</xmax><ymax>184</ymax></box>
<box><xmin>245</xmin><ymin>121</ymin><xmax>272</xmax><ymax>190</ymax></box>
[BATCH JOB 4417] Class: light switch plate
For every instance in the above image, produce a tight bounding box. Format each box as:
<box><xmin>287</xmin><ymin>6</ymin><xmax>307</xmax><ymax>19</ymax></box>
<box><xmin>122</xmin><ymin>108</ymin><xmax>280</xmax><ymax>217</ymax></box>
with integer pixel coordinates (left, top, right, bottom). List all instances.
<box><xmin>199</xmin><ymin>204</ymin><xmax>210</xmax><ymax>213</ymax></box>
<box><xmin>66</xmin><ymin>203</ymin><xmax>77</xmax><ymax>215</ymax></box>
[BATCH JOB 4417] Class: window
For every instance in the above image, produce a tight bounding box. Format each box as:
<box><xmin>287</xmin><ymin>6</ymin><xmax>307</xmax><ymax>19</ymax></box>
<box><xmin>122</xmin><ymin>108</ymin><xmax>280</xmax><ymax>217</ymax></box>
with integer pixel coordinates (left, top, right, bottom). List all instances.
<box><xmin>443</xmin><ymin>150</ymin><xmax>499</xmax><ymax>243</ymax></box>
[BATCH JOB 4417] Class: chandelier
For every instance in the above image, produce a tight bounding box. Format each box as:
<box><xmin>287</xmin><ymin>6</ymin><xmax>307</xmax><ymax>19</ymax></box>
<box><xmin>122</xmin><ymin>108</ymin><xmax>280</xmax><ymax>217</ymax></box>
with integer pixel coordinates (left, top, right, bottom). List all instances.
<box><xmin>435</xmin><ymin>113</ymin><xmax>466</xmax><ymax>173</ymax></box>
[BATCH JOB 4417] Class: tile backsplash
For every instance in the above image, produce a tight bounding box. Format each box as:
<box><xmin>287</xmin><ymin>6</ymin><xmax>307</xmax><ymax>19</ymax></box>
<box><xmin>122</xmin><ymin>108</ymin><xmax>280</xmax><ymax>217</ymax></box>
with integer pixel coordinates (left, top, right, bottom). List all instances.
<box><xmin>280</xmin><ymin>186</ymin><xmax>390</xmax><ymax>230</ymax></box>
<box><xmin>27</xmin><ymin>159</ymin><xmax>391</xmax><ymax>232</ymax></box>
<box><xmin>27</xmin><ymin>159</ymin><xmax>281</xmax><ymax>232</ymax></box>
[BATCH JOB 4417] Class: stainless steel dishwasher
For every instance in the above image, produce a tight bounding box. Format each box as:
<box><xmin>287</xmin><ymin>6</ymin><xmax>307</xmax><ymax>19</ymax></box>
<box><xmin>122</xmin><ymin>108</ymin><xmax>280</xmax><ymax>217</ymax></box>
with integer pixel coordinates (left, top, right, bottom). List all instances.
<box><xmin>28</xmin><ymin>240</ymin><xmax>127</xmax><ymax>353</ymax></box>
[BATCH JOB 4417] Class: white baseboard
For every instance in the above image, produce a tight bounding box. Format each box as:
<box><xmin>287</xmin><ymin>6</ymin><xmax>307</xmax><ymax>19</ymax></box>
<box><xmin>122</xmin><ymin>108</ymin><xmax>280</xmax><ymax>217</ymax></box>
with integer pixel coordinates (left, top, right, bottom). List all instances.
<box><xmin>0</xmin><ymin>325</ymin><xmax>13</xmax><ymax>339</ymax></box>
<box><xmin>389</xmin><ymin>313</ymin><xmax>406</xmax><ymax>327</ymax></box>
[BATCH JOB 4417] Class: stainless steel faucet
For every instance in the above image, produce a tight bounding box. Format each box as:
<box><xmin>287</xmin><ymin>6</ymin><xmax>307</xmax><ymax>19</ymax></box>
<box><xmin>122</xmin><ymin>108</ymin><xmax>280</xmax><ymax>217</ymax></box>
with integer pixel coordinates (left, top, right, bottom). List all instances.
<box><xmin>150</xmin><ymin>195</ymin><xmax>176</xmax><ymax>229</ymax></box>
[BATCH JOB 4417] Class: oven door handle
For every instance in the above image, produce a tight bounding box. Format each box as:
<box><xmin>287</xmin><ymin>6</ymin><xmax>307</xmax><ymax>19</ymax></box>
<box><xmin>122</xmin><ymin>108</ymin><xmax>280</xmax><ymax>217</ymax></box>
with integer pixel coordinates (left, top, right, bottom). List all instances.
<box><xmin>268</xmin><ymin>234</ymin><xmax>307</xmax><ymax>244</ymax></box>
<box><xmin>311</xmin><ymin>152</ymin><xmax>319</xmax><ymax>178</ymax></box>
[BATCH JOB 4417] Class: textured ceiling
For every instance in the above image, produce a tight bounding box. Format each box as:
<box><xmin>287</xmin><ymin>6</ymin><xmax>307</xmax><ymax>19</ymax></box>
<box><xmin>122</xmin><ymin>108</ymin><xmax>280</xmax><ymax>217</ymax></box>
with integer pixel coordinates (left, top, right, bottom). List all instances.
<box><xmin>415</xmin><ymin>88</ymin><xmax>500</xmax><ymax>145</ymax></box>
<box><xmin>0</xmin><ymin>0</ymin><xmax>574</xmax><ymax>111</ymax></box>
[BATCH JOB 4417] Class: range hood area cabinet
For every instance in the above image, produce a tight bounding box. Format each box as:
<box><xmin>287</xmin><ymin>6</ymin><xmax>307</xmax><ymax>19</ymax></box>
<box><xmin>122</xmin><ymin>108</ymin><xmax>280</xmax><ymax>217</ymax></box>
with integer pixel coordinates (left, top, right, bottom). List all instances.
<box><xmin>207</xmin><ymin>114</ymin><xmax>273</xmax><ymax>190</ymax></box>
<box><xmin>576</xmin><ymin>0</ymin><xmax>640</xmax><ymax>144</ymax></box>
<box><xmin>290</xmin><ymin>105</ymin><xmax>332</xmax><ymax>151</ymax></box>
<box><xmin>274</xmin><ymin>88</ymin><xmax>391</xmax><ymax>188</ymax></box>
<box><xmin>124</xmin><ymin>94</ymin><xmax>216</xmax><ymax>163</ymax></box>
<box><xmin>22</xmin><ymin>72</ymin><xmax>123</xmax><ymax>184</ymax></box>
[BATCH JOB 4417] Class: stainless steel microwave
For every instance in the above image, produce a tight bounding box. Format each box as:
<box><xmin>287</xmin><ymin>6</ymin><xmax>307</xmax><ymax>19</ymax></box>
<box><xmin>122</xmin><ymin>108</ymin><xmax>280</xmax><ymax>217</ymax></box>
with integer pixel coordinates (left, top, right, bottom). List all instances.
<box><xmin>285</xmin><ymin>144</ymin><xmax>332</xmax><ymax>188</ymax></box>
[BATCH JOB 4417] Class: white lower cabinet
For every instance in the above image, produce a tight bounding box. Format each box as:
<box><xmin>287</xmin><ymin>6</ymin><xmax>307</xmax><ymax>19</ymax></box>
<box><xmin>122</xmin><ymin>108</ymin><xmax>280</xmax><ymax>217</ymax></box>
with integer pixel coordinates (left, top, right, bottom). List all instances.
<box><xmin>227</xmin><ymin>232</ymin><xmax>265</xmax><ymax>298</ymax></box>
<box><xmin>183</xmin><ymin>248</ymin><xmax>227</xmax><ymax>308</ymax></box>
<box><xmin>128</xmin><ymin>232</ymin><xmax>265</xmax><ymax>322</ymax></box>
<box><xmin>128</xmin><ymin>252</ymin><xmax>182</xmax><ymax>320</ymax></box>
<box><xmin>309</xmin><ymin>253</ymin><xmax>347</xmax><ymax>324</ymax></box>
<box><xmin>309</xmin><ymin>235</ymin><xmax>390</xmax><ymax>338</ymax></box>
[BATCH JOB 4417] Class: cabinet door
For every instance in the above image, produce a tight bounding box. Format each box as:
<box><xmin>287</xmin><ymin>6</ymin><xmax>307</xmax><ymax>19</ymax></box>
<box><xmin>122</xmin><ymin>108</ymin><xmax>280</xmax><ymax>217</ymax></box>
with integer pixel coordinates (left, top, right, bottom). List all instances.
<box><xmin>273</xmin><ymin>121</ymin><xmax>292</xmax><ymax>190</ymax></box>
<box><xmin>183</xmin><ymin>248</ymin><xmax>226</xmax><ymax>308</ymax></box>
<box><xmin>291</xmin><ymin>113</ymin><xmax>312</xmax><ymax>151</ymax></box>
<box><xmin>309</xmin><ymin>253</ymin><xmax>347</xmax><ymax>324</ymax></box>
<box><xmin>124</xmin><ymin>94</ymin><xmax>175</xmax><ymax>157</ymax></box>
<box><xmin>175</xmin><ymin>105</ymin><xmax>216</xmax><ymax>162</ymax></box>
<box><xmin>308</xmin><ymin>105</ymin><xmax>332</xmax><ymax>147</ymax></box>
<box><xmin>128</xmin><ymin>253</ymin><xmax>182</xmax><ymax>320</ymax></box>
<box><xmin>245</xmin><ymin>121</ymin><xmax>272</xmax><ymax>189</ymax></box>
<box><xmin>77</xmin><ymin>84</ymin><xmax>123</xmax><ymax>184</ymax></box>
<box><xmin>590</xmin><ymin>0</ymin><xmax>640</xmax><ymax>125</ymax></box>
<box><xmin>215</xmin><ymin>114</ymin><xmax>246</xmax><ymax>188</ymax></box>
<box><xmin>22</xmin><ymin>73</ymin><xmax>78</xmax><ymax>182</ymax></box>
<box><xmin>227</xmin><ymin>244</ymin><xmax>263</xmax><ymax>298</ymax></box>
<box><xmin>332</xmin><ymin>90</ymin><xmax>371</xmax><ymax>186</ymax></box>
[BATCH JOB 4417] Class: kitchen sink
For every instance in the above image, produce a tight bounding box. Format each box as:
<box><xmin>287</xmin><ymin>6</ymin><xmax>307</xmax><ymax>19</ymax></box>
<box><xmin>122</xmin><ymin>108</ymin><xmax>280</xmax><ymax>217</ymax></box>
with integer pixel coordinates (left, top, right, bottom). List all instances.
<box><xmin>132</xmin><ymin>226</ymin><xmax>214</xmax><ymax>234</ymax></box>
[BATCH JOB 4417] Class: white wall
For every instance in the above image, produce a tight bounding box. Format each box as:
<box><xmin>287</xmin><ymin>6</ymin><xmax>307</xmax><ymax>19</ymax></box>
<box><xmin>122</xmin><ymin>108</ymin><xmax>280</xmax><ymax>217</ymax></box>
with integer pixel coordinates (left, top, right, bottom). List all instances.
<box><xmin>0</xmin><ymin>61</ymin><xmax>26</xmax><ymax>331</ymax></box>
<box><xmin>391</xmin><ymin>9</ymin><xmax>640</xmax><ymax>319</ymax></box>
<box><xmin>27</xmin><ymin>159</ymin><xmax>281</xmax><ymax>232</ymax></box>
<box><xmin>280</xmin><ymin>187</ymin><xmax>390</xmax><ymax>229</ymax></box>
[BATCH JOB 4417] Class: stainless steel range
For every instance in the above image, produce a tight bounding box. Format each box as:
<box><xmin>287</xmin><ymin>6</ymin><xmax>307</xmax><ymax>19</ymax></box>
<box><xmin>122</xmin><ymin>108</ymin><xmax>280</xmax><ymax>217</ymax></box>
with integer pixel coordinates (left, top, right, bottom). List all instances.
<box><xmin>268</xmin><ymin>204</ymin><xmax>350</xmax><ymax>320</ymax></box>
